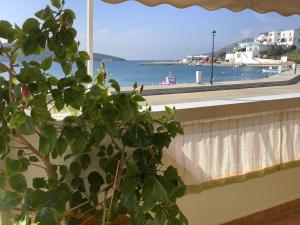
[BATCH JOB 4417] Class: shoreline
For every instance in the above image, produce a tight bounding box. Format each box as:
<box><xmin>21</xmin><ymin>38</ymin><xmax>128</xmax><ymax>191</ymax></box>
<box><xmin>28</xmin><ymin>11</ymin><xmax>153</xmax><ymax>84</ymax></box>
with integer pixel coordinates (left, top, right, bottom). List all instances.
<box><xmin>140</xmin><ymin>61</ymin><xmax>292</xmax><ymax>68</ymax></box>
<box><xmin>120</xmin><ymin>67</ymin><xmax>300</xmax><ymax>95</ymax></box>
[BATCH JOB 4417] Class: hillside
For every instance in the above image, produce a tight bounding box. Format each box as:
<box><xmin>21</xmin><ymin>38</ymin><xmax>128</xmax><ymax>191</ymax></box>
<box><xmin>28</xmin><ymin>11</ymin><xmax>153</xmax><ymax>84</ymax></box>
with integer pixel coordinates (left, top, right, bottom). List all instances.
<box><xmin>216</xmin><ymin>37</ymin><xmax>254</xmax><ymax>53</ymax></box>
<box><xmin>202</xmin><ymin>37</ymin><xmax>254</xmax><ymax>56</ymax></box>
<box><xmin>0</xmin><ymin>44</ymin><xmax>125</xmax><ymax>62</ymax></box>
<box><xmin>280</xmin><ymin>49</ymin><xmax>300</xmax><ymax>62</ymax></box>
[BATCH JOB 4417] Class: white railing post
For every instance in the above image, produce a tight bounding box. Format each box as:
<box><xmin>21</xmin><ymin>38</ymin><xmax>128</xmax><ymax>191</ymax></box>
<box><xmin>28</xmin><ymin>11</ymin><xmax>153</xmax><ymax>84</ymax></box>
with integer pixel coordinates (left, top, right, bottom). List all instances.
<box><xmin>87</xmin><ymin>0</ymin><xmax>94</xmax><ymax>80</ymax></box>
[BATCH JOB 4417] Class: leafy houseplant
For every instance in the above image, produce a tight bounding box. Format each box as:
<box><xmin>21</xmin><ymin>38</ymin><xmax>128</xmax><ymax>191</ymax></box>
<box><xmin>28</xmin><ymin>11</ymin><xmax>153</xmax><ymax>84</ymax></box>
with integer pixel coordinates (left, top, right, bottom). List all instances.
<box><xmin>0</xmin><ymin>0</ymin><xmax>187</xmax><ymax>224</ymax></box>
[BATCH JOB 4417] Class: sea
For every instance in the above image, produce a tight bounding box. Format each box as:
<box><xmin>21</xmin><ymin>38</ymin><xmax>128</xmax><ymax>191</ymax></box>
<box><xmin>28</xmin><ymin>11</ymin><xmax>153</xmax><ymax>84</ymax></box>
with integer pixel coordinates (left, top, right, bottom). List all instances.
<box><xmin>93</xmin><ymin>61</ymin><xmax>268</xmax><ymax>87</ymax></box>
<box><xmin>1</xmin><ymin>61</ymin><xmax>270</xmax><ymax>87</ymax></box>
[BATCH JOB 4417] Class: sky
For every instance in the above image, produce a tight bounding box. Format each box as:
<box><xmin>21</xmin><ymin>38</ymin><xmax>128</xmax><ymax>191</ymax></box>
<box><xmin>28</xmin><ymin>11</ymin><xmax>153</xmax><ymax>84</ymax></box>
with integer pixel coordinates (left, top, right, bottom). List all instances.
<box><xmin>1</xmin><ymin>0</ymin><xmax>300</xmax><ymax>60</ymax></box>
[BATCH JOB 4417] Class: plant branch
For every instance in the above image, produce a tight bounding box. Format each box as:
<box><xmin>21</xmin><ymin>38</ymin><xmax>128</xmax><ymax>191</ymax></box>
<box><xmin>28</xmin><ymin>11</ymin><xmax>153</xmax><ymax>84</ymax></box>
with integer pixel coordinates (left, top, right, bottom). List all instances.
<box><xmin>8</xmin><ymin>55</ymin><xmax>15</xmax><ymax>103</ymax></box>
<box><xmin>106</xmin><ymin>160</ymin><xmax>121</xmax><ymax>224</ymax></box>
<box><xmin>14</xmin><ymin>133</ymin><xmax>54</xmax><ymax>179</ymax></box>
<box><xmin>110</xmin><ymin>137</ymin><xmax>122</xmax><ymax>152</ymax></box>
<box><xmin>30</xmin><ymin>163</ymin><xmax>46</xmax><ymax>170</ymax></box>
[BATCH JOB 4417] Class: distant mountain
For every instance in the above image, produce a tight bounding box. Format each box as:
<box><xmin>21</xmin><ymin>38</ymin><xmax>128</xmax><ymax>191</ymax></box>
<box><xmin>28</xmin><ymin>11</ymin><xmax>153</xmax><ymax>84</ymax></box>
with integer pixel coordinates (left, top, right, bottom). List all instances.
<box><xmin>216</xmin><ymin>37</ymin><xmax>254</xmax><ymax>53</ymax></box>
<box><xmin>93</xmin><ymin>52</ymin><xmax>125</xmax><ymax>62</ymax></box>
<box><xmin>0</xmin><ymin>44</ymin><xmax>125</xmax><ymax>62</ymax></box>
<box><xmin>202</xmin><ymin>37</ymin><xmax>254</xmax><ymax>56</ymax></box>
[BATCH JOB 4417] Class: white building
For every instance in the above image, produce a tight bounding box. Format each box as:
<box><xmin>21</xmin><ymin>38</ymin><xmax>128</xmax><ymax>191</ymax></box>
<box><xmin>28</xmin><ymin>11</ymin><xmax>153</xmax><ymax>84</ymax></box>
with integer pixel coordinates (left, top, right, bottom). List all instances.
<box><xmin>255</xmin><ymin>28</ymin><xmax>300</xmax><ymax>47</ymax></box>
<box><xmin>226</xmin><ymin>43</ymin><xmax>271</xmax><ymax>64</ymax></box>
<box><xmin>255</xmin><ymin>31</ymin><xmax>278</xmax><ymax>45</ymax></box>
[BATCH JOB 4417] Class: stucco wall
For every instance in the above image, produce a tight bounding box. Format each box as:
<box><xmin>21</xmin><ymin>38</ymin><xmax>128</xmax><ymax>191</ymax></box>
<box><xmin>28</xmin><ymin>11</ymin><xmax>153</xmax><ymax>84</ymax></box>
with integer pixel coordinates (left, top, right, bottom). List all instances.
<box><xmin>178</xmin><ymin>166</ymin><xmax>300</xmax><ymax>225</ymax></box>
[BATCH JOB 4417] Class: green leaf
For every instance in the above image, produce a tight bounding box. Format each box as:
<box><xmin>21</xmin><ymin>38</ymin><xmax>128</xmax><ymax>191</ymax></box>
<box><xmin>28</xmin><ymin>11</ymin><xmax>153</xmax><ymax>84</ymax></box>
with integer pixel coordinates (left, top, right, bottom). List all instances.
<box><xmin>142</xmin><ymin>176</ymin><xmax>170</xmax><ymax>212</ymax></box>
<box><xmin>36</xmin><ymin>207</ymin><xmax>56</xmax><ymax>225</ymax></box>
<box><xmin>29</xmin><ymin>156</ymin><xmax>39</xmax><ymax>162</ymax></box>
<box><xmin>55</xmin><ymin>136</ymin><xmax>68</xmax><ymax>156</ymax></box>
<box><xmin>179</xmin><ymin>211</ymin><xmax>188</xmax><ymax>225</ymax></box>
<box><xmin>91</xmin><ymin>126</ymin><xmax>105</xmax><ymax>143</ymax></box>
<box><xmin>121</xmin><ymin>178</ymin><xmax>137</xmax><ymax>195</ymax></box>
<box><xmin>61</xmin><ymin>62</ymin><xmax>72</xmax><ymax>75</ymax></box>
<box><xmin>88</xmin><ymin>171</ymin><xmax>104</xmax><ymax>192</ymax></box>
<box><xmin>17</xmin><ymin>149</ymin><xmax>24</xmax><ymax>158</ymax></box>
<box><xmin>22</xmin><ymin>35</ymin><xmax>39</xmax><ymax>56</ymax></box>
<box><xmin>0</xmin><ymin>136</ymin><xmax>8</xmax><ymax>157</ymax></box>
<box><xmin>79</xmin><ymin>51</ymin><xmax>90</xmax><ymax>60</ymax></box>
<box><xmin>33</xmin><ymin>177</ymin><xmax>46</xmax><ymax>189</ymax></box>
<box><xmin>87</xmin><ymin>171</ymin><xmax>104</xmax><ymax>186</ymax></box>
<box><xmin>126</xmin><ymin>163</ymin><xmax>138</xmax><ymax>177</ymax></box>
<box><xmin>70</xmin><ymin>162</ymin><xmax>81</xmax><ymax>177</ymax></box>
<box><xmin>35</xmin><ymin>6</ymin><xmax>52</xmax><ymax>20</ymax></box>
<box><xmin>16</xmin><ymin>117</ymin><xmax>35</xmax><ymax>135</ymax></box>
<box><xmin>59</xmin><ymin>165</ymin><xmax>68</xmax><ymax>178</ymax></box>
<box><xmin>50</xmin><ymin>0</ymin><xmax>61</xmax><ymax>9</ymax></box>
<box><xmin>64</xmin><ymin>87</ymin><xmax>84</xmax><ymax>110</ymax></box>
<box><xmin>5</xmin><ymin>157</ymin><xmax>28</xmax><ymax>175</ymax></box>
<box><xmin>41</xmin><ymin>57</ymin><xmax>52</xmax><ymax>71</ymax></box>
<box><xmin>43</xmin><ymin>124</ymin><xmax>57</xmax><ymax>146</ymax></box>
<box><xmin>153</xmin><ymin>132</ymin><xmax>171</xmax><ymax>150</ymax></box>
<box><xmin>0</xmin><ymin>20</ymin><xmax>15</xmax><ymax>42</ymax></box>
<box><xmin>90</xmin><ymin>86</ymin><xmax>103</xmax><ymax>98</ymax></box>
<box><xmin>0</xmin><ymin>191</ymin><xmax>22</xmax><ymax>211</ymax></box>
<box><xmin>12</xmin><ymin>52</ymin><xmax>19</xmax><ymax>64</ymax></box>
<box><xmin>71</xmin><ymin>134</ymin><xmax>87</xmax><ymax>154</ymax></box>
<box><xmin>155</xmin><ymin>209</ymin><xmax>167</xmax><ymax>225</ymax></box>
<box><xmin>22</xmin><ymin>18</ymin><xmax>40</xmax><ymax>34</ymax></box>
<box><xmin>60</xmin><ymin>9</ymin><xmax>75</xmax><ymax>26</ymax></box>
<box><xmin>48</xmin><ymin>76</ymin><xmax>59</xmax><ymax>86</ymax></box>
<box><xmin>109</xmin><ymin>78</ymin><xmax>120</xmax><ymax>93</ymax></box>
<box><xmin>0</xmin><ymin>173</ymin><xmax>6</xmax><ymax>189</ymax></box>
<box><xmin>55</xmin><ymin>97</ymin><xmax>65</xmax><ymax>111</ymax></box>
<box><xmin>59</xmin><ymin>27</ymin><xmax>76</xmax><ymax>46</ymax></box>
<box><xmin>39</xmin><ymin>136</ymin><xmax>51</xmax><ymax>156</ymax></box>
<box><xmin>80</xmin><ymin>154</ymin><xmax>91</xmax><ymax>170</ymax></box>
<box><xmin>31</xmin><ymin>107</ymin><xmax>51</xmax><ymax>124</ymax></box>
<box><xmin>9</xmin><ymin>173</ymin><xmax>27</xmax><ymax>193</ymax></box>
<box><xmin>0</xmin><ymin>63</ymin><xmax>9</xmax><ymax>73</ymax></box>
<box><xmin>71</xmin><ymin>177</ymin><xmax>85</xmax><ymax>191</ymax></box>
<box><xmin>106</xmin><ymin>144</ymin><xmax>114</xmax><ymax>156</ymax></box>
<box><xmin>9</xmin><ymin>111</ymin><xmax>27</xmax><ymax>129</ymax></box>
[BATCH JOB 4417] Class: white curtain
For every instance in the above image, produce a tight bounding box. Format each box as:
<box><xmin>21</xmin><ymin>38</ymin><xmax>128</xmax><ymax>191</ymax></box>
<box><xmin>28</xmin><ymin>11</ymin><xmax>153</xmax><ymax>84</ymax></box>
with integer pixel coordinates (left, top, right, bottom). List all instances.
<box><xmin>166</xmin><ymin>108</ymin><xmax>300</xmax><ymax>186</ymax></box>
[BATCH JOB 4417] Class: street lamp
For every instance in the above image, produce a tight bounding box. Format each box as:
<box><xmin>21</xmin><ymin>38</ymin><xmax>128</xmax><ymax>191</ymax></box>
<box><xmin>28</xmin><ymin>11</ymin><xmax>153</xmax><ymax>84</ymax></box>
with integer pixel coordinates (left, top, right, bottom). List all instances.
<box><xmin>296</xmin><ymin>47</ymin><xmax>299</xmax><ymax>74</ymax></box>
<box><xmin>210</xmin><ymin>30</ymin><xmax>216</xmax><ymax>85</ymax></box>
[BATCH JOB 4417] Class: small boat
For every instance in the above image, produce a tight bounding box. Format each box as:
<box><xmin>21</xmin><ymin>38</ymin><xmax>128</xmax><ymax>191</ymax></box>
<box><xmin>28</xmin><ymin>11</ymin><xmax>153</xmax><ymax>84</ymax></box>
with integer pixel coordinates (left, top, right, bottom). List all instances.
<box><xmin>262</xmin><ymin>66</ymin><xmax>283</xmax><ymax>74</ymax></box>
<box><xmin>160</xmin><ymin>72</ymin><xmax>177</xmax><ymax>85</ymax></box>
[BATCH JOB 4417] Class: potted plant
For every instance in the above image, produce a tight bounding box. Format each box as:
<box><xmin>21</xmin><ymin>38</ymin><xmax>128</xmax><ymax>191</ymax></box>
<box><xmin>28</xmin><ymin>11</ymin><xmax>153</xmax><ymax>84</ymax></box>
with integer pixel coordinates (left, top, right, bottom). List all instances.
<box><xmin>0</xmin><ymin>0</ymin><xmax>187</xmax><ymax>224</ymax></box>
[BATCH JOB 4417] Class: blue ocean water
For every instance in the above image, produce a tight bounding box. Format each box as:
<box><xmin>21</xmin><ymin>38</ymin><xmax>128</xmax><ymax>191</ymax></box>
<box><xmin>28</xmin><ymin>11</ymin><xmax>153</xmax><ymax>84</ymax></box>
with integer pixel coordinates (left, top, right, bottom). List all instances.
<box><xmin>98</xmin><ymin>61</ymin><xmax>267</xmax><ymax>87</ymax></box>
<box><xmin>1</xmin><ymin>61</ymin><xmax>269</xmax><ymax>87</ymax></box>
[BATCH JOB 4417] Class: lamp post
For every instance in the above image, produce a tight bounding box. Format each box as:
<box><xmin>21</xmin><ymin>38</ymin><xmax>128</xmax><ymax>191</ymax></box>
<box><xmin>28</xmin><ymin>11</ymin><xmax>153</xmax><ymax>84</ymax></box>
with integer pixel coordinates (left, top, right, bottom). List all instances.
<box><xmin>296</xmin><ymin>47</ymin><xmax>299</xmax><ymax>74</ymax></box>
<box><xmin>210</xmin><ymin>30</ymin><xmax>216</xmax><ymax>85</ymax></box>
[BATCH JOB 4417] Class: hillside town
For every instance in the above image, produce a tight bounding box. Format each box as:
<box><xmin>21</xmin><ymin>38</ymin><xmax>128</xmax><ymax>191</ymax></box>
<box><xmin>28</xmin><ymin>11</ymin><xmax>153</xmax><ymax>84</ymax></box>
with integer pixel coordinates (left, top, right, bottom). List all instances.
<box><xmin>183</xmin><ymin>28</ymin><xmax>300</xmax><ymax>66</ymax></box>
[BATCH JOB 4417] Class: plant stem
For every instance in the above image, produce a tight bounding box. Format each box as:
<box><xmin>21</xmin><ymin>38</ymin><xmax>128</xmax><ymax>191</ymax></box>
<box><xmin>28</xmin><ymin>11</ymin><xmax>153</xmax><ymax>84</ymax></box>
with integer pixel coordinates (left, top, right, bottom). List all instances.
<box><xmin>102</xmin><ymin>191</ymin><xmax>107</xmax><ymax>225</ymax></box>
<box><xmin>15</xmin><ymin>134</ymin><xmax>54</xmax><ymax>179</ymax></box>
<box><xmin>8</xmin><ymin>55</ymin><xmax>15</xmax><ymax>103</ymax></box>
<box><xmin>106</xmin><ymin>160</ymin><xmax>121</xmax><ymax>224</ymax></box>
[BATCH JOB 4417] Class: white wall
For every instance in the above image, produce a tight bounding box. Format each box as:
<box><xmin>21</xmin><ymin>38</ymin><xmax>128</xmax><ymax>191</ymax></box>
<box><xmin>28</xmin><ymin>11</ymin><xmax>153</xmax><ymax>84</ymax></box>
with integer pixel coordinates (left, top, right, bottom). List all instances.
<box><xmin>178</xmin><ymin>166</ymin><xmax>300</xmax><ymax>225</ymax></box>
<box><xmin>234</xmin><ymin>51</ymin><xmax>257</xmax><ymax>64</ymax></box>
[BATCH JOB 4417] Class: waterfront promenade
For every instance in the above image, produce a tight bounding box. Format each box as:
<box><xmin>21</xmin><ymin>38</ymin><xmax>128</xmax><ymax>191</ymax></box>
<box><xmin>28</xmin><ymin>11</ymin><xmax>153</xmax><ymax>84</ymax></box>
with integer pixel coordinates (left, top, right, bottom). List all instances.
<box><xmin>144</xmin><ymin>68</ymin><xmax>300</xmax><ymax>105</ymax></box>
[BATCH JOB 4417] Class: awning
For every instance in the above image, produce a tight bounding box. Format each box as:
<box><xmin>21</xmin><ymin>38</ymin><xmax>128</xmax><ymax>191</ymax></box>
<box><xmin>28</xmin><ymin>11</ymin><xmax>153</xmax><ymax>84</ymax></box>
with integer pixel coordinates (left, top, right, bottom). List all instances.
<box><xmin>102</xmin><ymin>0</ymin><xmax>300</xmax><ymax>16</ymax></box>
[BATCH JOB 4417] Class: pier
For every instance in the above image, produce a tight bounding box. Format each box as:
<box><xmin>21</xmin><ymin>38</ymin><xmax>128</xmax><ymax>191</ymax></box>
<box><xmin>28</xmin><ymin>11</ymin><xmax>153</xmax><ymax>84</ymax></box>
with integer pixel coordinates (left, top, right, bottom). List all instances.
<box><xmin>139</xmin><ymin>61</ymin><xmax>184</xmax><ymax>65</ymax></box>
